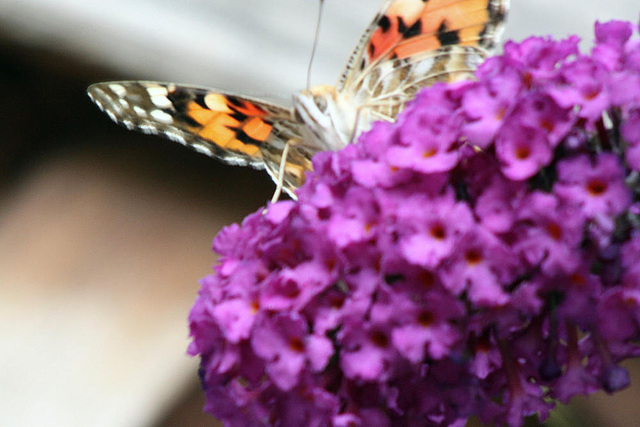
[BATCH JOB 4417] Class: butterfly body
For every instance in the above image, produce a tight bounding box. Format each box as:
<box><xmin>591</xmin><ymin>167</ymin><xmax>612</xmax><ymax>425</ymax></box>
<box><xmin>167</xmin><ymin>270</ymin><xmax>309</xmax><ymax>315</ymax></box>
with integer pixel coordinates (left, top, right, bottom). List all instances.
<box><xmin>293</xmin><ymin>85</ymin><xmax>358</xmax><ymax>151</ymax></box>
<box><xmin>89</xmin><ymin>0</ymin><xmax>509</xmax><ymax>198</ymax></box>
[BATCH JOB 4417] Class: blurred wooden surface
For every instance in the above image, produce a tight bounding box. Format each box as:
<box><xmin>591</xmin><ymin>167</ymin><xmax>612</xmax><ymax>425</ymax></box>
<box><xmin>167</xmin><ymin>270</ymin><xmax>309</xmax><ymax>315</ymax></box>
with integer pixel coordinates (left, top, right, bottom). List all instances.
<box><xmin>0</xmin><ymin>39</ymin><xmax>270</xmax><ymax>427</ymax></box>
<box><xmin>0</xmin><ymin>1</ymin><xmax>639</xmax><ymax>426</ymax></box>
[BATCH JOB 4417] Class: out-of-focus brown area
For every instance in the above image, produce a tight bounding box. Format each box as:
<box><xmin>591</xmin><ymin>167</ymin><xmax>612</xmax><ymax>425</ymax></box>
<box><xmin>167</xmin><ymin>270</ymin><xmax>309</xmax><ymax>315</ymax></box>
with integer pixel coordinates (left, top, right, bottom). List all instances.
<box><xmin>0</xmin><ymin>36</ymin><xmax>273</xmax><ymax>426</ymax></box>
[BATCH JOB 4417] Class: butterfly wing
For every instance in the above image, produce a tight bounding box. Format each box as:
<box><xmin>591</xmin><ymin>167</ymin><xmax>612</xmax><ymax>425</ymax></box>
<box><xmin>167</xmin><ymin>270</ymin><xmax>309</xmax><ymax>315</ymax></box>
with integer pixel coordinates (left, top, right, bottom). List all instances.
<box><xmin>350</xmin><ymin>45</ymin><xmax>489</xmax><ymax>123</ymax></box>
<box><xmin>338</xmin><ymin>0</ymin><xmax>509</xmax><ymax>130</ymax></box>
<box><xmin>88</xmin><ymin>81</ymin><xmax>309</xmax><ymax>195</ymax></box>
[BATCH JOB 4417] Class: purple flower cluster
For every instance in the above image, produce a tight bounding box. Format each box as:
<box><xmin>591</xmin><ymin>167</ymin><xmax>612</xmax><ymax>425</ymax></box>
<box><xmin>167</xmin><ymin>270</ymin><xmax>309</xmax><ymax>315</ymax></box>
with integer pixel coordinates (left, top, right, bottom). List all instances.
<box><xmin>189</xmin><ymin>20</ymin><xmax>640</xmax><ymax>426</ymax></box>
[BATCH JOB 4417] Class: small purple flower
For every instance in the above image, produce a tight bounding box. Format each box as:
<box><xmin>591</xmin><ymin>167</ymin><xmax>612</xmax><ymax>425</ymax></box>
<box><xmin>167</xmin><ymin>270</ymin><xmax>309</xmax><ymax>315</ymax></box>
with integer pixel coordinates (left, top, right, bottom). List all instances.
<box><xmin>260</xmin><ymin>260</ymin><xmax>334</xmax><ymax>311</ymax></box>
<box><xmin>251</xmin><ymin>313</ymin><xmax>332</xmax><ymax>390</ymax></box>
<box><xmin>388</xmin><ymin>85</ymin><xmax>463</xmax><ymax>174</ymax></box>
<box><xmin>554</xmin><ymin>153</ymin><xmax>632</xmax><ymax>218</ymax></box>
<box><xmin>440</xmin><ymin>227</ymin><xmax>513</xmax><ymax>306</ymax></box>
<box><xmin>396</xmin><ymin>192</ymin><xmax>474</xmax><ymax>268</ymax></box>
<box><xmin>474</xmin><ymin>173</ymin><xmax>525</xmax><ymax>233</ymax></box>
<box><xmin>623</xmin><ymin>108</ymin><xmax>640</xmax><ymax>171</ymax></box>
<box><xmin>212</xmin><ymin>298</ymin><xmax>257</xmax><ymax>343</ymax></box>
<box><xmin>515</xmin><ymin>93</ymin><xmax>576</xmax><ymax>145</ymax></box>
<box><xmin>339</xmin><ymin>318</ymin><xmax>398</xmax><ymax>382</ymax></box>
<box><xmin>597</xmin><ymin>288</ymin><xmax>640</xmax><ymax>353</ymax></box>
<box><xmin>499</xmin><ymin>36</ymin><xmax>579</xmax><ymax>82</ymax></box>
<box><xmin>468</xmin><ymin>331</ymin><xmax>502</xmax><ymax>379</ymax></box>
<box><xmin>461</xmin><ymin>73</ymin><xmax>520</xmax><ymax>147</ymax></box>
<box><xmin>548</xmin><ymin>56</ymin><xmax>610</xmax><ymax>121</ymax></box>
<box><xmin>622</xmin><ymin>232</ymin><xmax>640</xmax><ymax>286</ymax></box>
<box><xmin>495</xmin><ymin>123</ymin><xmax>552</xmax><ymax>180</ymax></box>
<box><xmin>593</xmin><ymin>20</ymin><xmax>634</xmax><ymax>70</ymax></box>
<box><xmin>390</xmin><ymin>289</ymin><xmax>463</xmax><ymax>361</ymax></box>
<box><xmin>513</xmin><ymin>192</ymin><xmax>584</xmax><ymax>274</ymax></box>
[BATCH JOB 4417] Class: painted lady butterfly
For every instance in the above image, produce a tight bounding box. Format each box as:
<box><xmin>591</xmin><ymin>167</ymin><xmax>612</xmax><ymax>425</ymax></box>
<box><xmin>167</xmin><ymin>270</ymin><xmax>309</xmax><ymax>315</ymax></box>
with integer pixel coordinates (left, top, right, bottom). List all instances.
<box><xmin>88</xmin><ymin>0</ymin><xmax>509</xmax><ymax>198</ymax></box>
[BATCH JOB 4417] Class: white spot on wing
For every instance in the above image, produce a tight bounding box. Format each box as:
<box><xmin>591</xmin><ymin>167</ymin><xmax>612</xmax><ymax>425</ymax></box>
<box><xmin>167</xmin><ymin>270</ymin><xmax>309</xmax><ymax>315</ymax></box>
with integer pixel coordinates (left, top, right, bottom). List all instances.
<box><xmin>108</xmin><ymin>84</ymin><xmax>126</xmax><ymax>97</ymax></box>
<box><xmin>150</xmin><ymin>95</ymin><xmax>173</xmax><ymax>109</ymax></box>
<box><xmin>107</xmin><ymin>102</ymin><xmax>123</xmax><ymax>116</ymax></box>
<box><xmin>150</xmin><ymin>109</ymin><xmax>173</xmax><ymax>124</ymax></box>
<box><xmin>133</xmin><ymin>106</ymin><xmax>148</xmax><ymax>117</ymax></box>
<box><xmin>164</xmin><ymin>131</ymin><xmax>187</xmax><ymax>145</ymax></box>
<box><xmin>192</xmin><ymin>144</ymin><xmax>211</xmax><ymax>154</ymax></box>
<box><xmin>413</xmin><ymin>58</ymin><xmax>435</xmax><ymax>76</ymax></box>
<box><xmin>146</xmin><ymin>86</ymin><xmax>169</xmax><ymax>97</ymax></box>
<box><xmin>92</xmin><ymin>99</ymin><xmax>105</xmax><ymax>111</ymax></box>
<box><xmin>139</xmin><ymin>123</ymin><xmax>158</xmax><ymax>133</ymax></box>
<box><xmin>119</xmin><ymin>99</ymin><xmax>130</xmax><ymax>109</ymax></box>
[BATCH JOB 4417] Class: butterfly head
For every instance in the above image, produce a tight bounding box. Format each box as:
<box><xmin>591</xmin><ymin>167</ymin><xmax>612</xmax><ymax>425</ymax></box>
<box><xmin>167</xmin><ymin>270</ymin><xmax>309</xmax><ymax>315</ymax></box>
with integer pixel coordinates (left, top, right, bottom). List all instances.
<box><xmin>293</xmin><ymin>85</ymin><xmax>353</xmax><ymax>151</ymax></box>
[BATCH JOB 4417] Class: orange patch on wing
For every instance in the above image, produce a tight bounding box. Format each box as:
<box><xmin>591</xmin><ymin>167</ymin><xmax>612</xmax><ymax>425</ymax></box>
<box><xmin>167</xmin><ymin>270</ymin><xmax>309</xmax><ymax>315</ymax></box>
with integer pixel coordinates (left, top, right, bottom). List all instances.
<box><xmin>186</xmin><ymin>100</ymin><xmax>241</xmax><ymax>128</ymax></box>
<box><xmin>197</xmin><ymin>113</ymin><xmax>240</xmax><ymax>144</ymax></box>
<box><xmin>199</xmin><ymin>121</ymin><xmax>236</xmax><ymax>146</ymax></box>
<box><xmin>369</xmin><ymin>17</ymin><xmax>401</xmax><ymax>62</ymax></box>
<box><xmin>368</xmin><ymin>0</ymin><xmax>492</xmax><ymax>61</ymax></box>
<box><xmin>227</xmin><ymin>139</ymin><xmax>260</xmax><ymax>156</ymax></box>
<box><xmin>185</xmin><ymin>98</ymin><xmax>267</xmax><ymax>156</ymax></box>
<box><xmin>243</xmin><ymin>117</ymin><xmax>272</xmax><ymax>142</ymax></box>
<box><xmin>187</xmin><ymin>106</ymin><xmax>215</xmax><ymax>125</ymax></box>
<box><xmin>394</xmin><ymin>36</ymin><xmax>441</xmax><ymax>58</ymax></box>
<box><xmin>419</xmin><ymin>0</ymin><xmax>491</xmax><ymax>37</ymax></box>
<box><xmin>233</xmin><ymin>100</ymin><xmax>267</xmax><ymax>117</ymax></box>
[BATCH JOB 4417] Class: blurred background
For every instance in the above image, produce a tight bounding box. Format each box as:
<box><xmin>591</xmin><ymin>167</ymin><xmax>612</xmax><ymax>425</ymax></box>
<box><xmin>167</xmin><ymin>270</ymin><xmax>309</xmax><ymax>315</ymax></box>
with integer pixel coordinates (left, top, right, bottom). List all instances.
<box><xmin>0</xmin><ymin>0</ymin><xmax>639</xmax><ymax>426</ymax></box>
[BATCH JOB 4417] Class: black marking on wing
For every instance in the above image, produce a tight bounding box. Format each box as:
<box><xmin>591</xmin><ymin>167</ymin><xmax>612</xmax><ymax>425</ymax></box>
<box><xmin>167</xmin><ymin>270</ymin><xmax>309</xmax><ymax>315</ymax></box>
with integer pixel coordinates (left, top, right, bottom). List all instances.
<box><xmin>379</xmin><ymin>15</ymin><xmax>391</xmax><ymax>32</ymax></box>
<box><xmin>235</xmin><ymin>129</ymin><xmax>258</xmax><ymax>146</ymax></box>
<box><xmin>437</xmin><ymin>21</ymin><xmax>461</xmax><ymax>46</ymax></box>
<box><xmin>399</xmin><ymin>17</ymin><xmax>423</xmax><ymax>39</ymax></box>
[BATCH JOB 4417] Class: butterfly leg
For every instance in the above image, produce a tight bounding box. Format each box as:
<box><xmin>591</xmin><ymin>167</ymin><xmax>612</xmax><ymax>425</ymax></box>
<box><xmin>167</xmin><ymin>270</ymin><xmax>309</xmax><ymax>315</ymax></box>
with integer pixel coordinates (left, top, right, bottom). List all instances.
<box><xmin>261</xmin><ymin>138</ymin><xmax>312</xmax><ymax>202</ymax></box>
<box><xmin>270</xmin><ymin>140</ymin><xmax>292</xmax><ymax>203</ymax></box>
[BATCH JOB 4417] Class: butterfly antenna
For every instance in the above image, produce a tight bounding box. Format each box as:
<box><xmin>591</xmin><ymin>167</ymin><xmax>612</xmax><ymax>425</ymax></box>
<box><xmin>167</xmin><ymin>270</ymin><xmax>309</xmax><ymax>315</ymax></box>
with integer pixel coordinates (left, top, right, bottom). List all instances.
<box><xmin>306</xmin><ymin>0</ymin><xmax>325</xmax><ymax>91</ymax></box>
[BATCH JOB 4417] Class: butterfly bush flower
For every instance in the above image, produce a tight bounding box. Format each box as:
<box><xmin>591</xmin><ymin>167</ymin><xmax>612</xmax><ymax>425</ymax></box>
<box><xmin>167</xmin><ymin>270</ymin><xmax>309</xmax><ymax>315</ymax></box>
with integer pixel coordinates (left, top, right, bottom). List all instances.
<box><xmin>189</xmin><ymin>20</ymin><xmax>640</xmax><ymax>427</ymax></box>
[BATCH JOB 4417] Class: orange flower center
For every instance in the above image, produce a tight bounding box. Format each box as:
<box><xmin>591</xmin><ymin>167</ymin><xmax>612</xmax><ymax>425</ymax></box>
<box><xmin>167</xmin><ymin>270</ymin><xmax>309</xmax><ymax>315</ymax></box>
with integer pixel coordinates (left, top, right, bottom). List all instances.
<box><xmin>586</xmin><ymin>179</ymin><xmax>607</xmax><ymax>196</ymax></box>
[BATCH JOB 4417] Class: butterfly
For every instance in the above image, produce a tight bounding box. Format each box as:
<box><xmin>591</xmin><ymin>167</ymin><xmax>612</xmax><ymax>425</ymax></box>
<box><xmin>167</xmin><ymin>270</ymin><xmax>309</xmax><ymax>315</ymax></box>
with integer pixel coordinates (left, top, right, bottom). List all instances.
<box><xmin>88</xmin><ymin>0</ymin><xmax>509</xmax><ymax>199</ymax></box>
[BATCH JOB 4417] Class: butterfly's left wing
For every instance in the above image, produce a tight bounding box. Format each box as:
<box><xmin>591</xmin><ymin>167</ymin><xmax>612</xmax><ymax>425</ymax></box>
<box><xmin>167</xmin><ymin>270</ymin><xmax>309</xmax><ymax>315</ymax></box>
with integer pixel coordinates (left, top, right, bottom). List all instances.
<box><xmin>338</xmin><ymin>0</ymin><xmax>509</xmax><ymax>128</ymax></box>
<box><xmin>88</xmin><ymin>81</ymin><xmax>310</xmax><ymax>196</ymax></box>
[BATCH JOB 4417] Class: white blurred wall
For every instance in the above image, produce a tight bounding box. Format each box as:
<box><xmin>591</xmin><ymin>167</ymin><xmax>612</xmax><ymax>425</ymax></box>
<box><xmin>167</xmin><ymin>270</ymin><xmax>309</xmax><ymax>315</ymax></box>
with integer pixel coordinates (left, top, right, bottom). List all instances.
<box><xmin>0</xmin><ymin>0</ymin><xmax>637</xmax><ymax>96</ymax></box>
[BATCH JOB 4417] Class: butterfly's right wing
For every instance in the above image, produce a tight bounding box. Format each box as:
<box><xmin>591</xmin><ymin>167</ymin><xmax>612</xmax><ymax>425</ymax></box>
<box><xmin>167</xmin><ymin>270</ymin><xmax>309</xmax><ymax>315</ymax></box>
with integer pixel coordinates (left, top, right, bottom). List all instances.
<box><xmin>88</xmin><ymin>81</ymin><xmax>310</xmax><ymax>195</ymax></box>
<box><xmin>337</xmin><ymin>0</ymin><xmax>509</xmax><ymax>132</ymax></box>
